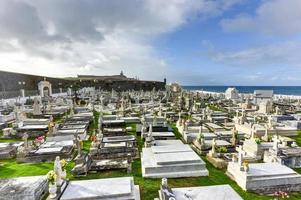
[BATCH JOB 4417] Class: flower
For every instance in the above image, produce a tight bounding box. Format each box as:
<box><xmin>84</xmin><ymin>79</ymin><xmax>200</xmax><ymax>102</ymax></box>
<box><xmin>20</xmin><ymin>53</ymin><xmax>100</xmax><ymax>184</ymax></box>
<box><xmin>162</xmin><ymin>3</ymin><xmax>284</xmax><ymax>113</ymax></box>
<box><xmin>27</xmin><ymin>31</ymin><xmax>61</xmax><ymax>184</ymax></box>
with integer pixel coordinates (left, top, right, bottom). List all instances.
<box><xmin>60</xmin><ymin>159</ymin><xmax>67</xmax><ymax>170</ymax></box>
<box><xmin>274</xmin><ymin>190</ymin><xmax>289</xmax><ymax>199</ymax></box>
<box><xmin>91</xmin><ymin>135</ymin><xmax>97</xmax><ymax>142</ymax></box>
<box><xmin>47</xmin><ymin>170</ymin><xmax>57</xmax><ymax>185</ymax></box>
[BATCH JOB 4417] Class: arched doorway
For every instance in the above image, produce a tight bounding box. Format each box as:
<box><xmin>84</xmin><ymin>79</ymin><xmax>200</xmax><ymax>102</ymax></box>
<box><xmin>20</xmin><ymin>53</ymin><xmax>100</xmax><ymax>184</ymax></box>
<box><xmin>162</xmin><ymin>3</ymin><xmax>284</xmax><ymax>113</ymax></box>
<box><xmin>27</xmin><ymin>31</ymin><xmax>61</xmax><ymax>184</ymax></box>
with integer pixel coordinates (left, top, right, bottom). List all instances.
<box><xmin>38</xmin><ymin>81</ymin><xmax>52</xmax><ymax>97</ymax></box>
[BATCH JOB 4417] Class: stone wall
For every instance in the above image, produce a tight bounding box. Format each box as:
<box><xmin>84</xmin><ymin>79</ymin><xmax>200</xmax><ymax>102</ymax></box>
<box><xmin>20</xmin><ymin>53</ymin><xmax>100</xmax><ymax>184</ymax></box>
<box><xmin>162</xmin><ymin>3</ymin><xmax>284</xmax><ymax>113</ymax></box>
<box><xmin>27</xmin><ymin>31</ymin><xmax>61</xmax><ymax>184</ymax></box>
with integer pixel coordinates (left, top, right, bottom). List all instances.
<box><xmin>0</xmin><ymin>70</ymin><xmax>165</xmax><ymax>98</ymax></box>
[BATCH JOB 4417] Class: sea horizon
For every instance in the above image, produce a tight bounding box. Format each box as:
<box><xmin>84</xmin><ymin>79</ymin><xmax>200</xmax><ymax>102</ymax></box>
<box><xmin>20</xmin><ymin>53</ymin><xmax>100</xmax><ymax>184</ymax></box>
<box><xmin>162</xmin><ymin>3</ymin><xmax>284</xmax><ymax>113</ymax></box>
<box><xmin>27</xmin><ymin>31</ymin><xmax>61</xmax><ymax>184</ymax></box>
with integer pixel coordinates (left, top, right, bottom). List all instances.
<box><xmin>183</xmin><ymin>86</ymin><xmax>301</xmax><ymax>96</ymax></box>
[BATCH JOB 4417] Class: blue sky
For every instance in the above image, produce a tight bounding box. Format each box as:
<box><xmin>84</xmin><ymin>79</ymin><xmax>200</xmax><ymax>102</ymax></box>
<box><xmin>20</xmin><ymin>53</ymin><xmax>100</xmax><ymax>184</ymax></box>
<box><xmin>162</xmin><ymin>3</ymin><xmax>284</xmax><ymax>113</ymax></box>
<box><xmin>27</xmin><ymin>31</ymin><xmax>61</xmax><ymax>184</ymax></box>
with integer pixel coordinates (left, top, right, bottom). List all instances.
<box><xmin>154</xmin><ymin>0</ymin><xmax>301</xmax><ymax>85</ymax></box>
<box><xmin>0</xmin><ymin>0</ymin><xmax>301</xmax><ymax>86</ymax></box>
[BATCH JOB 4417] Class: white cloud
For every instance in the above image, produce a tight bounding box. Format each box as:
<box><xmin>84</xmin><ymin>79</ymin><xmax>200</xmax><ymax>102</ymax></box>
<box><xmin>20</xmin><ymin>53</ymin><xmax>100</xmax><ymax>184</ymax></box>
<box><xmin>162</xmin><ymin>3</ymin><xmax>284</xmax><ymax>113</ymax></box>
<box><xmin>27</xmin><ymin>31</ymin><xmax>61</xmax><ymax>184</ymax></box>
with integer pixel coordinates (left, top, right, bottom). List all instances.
<box><xmin>220</xmin><ymin>14</ymin><xmax>255</xmax><ymax>32</ymax></box>
<box><xmin>210</xmin><ymin>41</ymin><xmax>301</xmax><ymax>67</ymax></box>
<box><xmin>0</xmin><ymin>0</ymin><xmax>244</xmax><ymax>80</ymax></box>
<box><xmin>220</xmin><ymin>0</ymin><xmax>301</xmax><ymax>36</ymax></box>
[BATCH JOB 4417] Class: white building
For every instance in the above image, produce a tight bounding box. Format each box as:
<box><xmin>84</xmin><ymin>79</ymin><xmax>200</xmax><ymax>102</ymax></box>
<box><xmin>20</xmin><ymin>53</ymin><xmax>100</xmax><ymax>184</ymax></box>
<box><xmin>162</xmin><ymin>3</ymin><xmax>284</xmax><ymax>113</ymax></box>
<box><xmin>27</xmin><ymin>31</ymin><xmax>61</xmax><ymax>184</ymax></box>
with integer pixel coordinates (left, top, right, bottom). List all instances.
<box><xmin>225</xmin><ymin>87</ymin><xmax>239</xmax><ymax>100</ymax></box>
<box><xmin>254</xmin><ymin>90</ymin><xmax>273</xmax><ymax>105</ymax></box>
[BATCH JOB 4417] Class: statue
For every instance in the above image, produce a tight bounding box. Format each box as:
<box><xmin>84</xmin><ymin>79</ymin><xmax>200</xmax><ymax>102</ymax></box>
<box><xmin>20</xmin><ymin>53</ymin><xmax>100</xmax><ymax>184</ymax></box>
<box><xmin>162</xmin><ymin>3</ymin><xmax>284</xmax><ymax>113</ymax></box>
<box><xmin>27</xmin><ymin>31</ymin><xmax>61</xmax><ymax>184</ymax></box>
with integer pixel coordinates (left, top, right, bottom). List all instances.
<box><xmin>33</xmin><ymin>97</ymin><xmax>42</xmax><ymax>115</ymax></box>
<box><xmin>231</xmin><ymin>127</ymin><xmax>238</xmax><ymax>146</ymax></box>
<box><xmin>54</xmin><ymin>156</ymin><xmax>63</xmax><ymax>186</ymax></box>
<box><xmin>74</xmin><ymin>135</ymin><xmax>82</xmax><ymax>157</ymax></box>
<box><xmin>22</xmin><ymin>132</ymin><xmax>29</xmax><ymax>149</ymax></box>
<box><xmin>272</xmin><ymin>135</ymin><xmax>280</xmax><ymax>153</ymax></box>
<box><xmin>208</xmin><ymin>138</ymin><xmax>217</xmax><ymax>158</ymax></box>
<box><xmin>48</xmin><ymin>122</ymin><xmax>54</xmax><ymax>136</ymax></box>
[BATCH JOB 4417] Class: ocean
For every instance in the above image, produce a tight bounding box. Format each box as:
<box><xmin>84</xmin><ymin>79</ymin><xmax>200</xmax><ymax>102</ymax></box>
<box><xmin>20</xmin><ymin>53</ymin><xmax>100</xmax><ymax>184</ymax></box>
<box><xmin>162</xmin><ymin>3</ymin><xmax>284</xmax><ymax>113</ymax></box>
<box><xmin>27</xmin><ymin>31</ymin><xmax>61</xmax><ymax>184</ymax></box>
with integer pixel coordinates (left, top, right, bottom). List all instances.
<box><xmin>183</xmin><ymin>86</ymin><xmax>301</xmax><ymax>96</ymax></box>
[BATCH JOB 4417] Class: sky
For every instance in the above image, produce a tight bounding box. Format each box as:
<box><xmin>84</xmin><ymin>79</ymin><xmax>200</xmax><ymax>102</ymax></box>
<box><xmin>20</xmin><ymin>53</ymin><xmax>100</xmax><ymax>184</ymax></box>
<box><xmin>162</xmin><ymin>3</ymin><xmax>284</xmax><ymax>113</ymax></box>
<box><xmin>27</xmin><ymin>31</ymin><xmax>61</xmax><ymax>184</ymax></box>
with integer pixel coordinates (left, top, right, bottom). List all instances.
<box><xmin>0</xmin><ymin>0</ymin><xmax>301</xmax><ymax>86</ymax></box>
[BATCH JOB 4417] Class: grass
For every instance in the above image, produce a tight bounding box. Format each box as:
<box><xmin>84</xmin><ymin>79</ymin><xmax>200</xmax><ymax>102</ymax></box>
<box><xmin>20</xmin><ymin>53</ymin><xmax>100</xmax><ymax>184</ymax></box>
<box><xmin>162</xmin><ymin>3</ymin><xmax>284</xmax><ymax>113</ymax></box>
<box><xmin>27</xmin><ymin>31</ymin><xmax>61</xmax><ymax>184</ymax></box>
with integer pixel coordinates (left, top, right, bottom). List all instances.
<box><xmin>1</xmin><ymin>114</ymin><xmax>301</xmax><ymax>199</ymax></box>
<box><xmin>289</xmin><ymin>131</ymin><xmax>301</xmax><ymax>146</ymax></box>
<box><xmin>127</xmin><ymin>123</ymin><xmax>143</xmax><ymax>151</ymax></box>
<box><xmin>0</xmin><ymin>137</ymin><xmax>23</xmax><ymax>143</ymax></box>
<box><xmin>208</xmin><ymin>104</ymin><xmax>223</xmax><ymax>112</ymax></box>
<box><xmin>0</xmin><ymin>159</ymin><xmax>53</xmax><ymax>178</ymax></box>
<box><xmin>170</xmin><ymin>123</ymin><xmax>183</xmax><ymax>140</ymax></box>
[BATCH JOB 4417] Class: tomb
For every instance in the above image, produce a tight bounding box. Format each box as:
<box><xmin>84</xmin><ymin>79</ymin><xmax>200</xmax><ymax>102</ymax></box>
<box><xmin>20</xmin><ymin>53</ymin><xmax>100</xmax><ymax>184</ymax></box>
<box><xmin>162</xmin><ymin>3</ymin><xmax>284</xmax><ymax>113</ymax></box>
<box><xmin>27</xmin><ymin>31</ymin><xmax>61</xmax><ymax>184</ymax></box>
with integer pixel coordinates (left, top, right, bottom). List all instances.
<box><xmin>227</xmin><ymin>151</ymin><xmax>301</xmax><ymax>194</ymax></box>
<box><xmin>264</xmin><ymin>135</ymin><xmax>301</xmax><ymax>168</ymax></box>
<box><xmin>91</xmin><ymin>135</ymin><xmax>137</xmax><ymax>159</ymax></box>
<box><xmin>141</xmin><ymin>140</ymin><xmax>208</xmax><ymax>178</ymax></box>
<box><xmin>0</xmin><ymin>176</ymin><xmax>48</xmax><ymax>200</ymax></box>
<box><xmin>0</xmin><ymin>141</ymin><xmax>23</xmax><ymax>159</ymax></box>
<box><xmin>17</xmin><ymin>137</ymin><xmax>74</xmax><ymax>163</ymax></box>
<box><xmin>158</xmin><ymin>178</ymin><xmax>242</xmax><ymax>200</ymax></box>
<box><xmin>59</xmin><ymin>177</ymin><xmax>140</xmax><ymax>200</ymax></box>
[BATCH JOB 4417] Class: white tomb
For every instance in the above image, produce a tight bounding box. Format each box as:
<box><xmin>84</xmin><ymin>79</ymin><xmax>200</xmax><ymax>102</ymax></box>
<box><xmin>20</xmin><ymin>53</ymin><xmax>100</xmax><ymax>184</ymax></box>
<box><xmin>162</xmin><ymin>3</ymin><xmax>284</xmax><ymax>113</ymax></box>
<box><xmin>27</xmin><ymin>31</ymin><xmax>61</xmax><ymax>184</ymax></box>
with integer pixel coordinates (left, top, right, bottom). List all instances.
<box><xmin>159</xmin><ymin>184</ymin><xmax>243</xmax><ymax>200</ymax></box>
<box><xmin>141</xmin><ymin>140</ymin><xmax>208</xmax><ymax>178</ymax></box>
<box><xmin>60</xmin><ymin>177</ymin><xmax>140</xmax><ymax>200</ymax></box>
<box><xmin>227</xmin><ymin>153</ymin><xmax>301</xmax><ymax>194</ymax></box>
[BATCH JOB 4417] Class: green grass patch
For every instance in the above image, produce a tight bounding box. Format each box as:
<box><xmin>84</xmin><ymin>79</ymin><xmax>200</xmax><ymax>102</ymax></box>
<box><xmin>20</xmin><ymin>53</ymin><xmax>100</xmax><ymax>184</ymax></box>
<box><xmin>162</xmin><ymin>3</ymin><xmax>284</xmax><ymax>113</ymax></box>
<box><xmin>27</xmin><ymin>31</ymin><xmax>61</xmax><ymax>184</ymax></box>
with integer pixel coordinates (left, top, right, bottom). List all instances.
<box><xmin>290</xmin><ymin>131</ymin><xmax>301</xmax><ymax>147</ymax></box>
<box><xmin>170</xmin><ymin>123</ymin><xmax>182</xmax><ymax>140</ymax></box>
<box><xmin>0</xmin><ymin>160</ymin><xmax>53</xmax><ymax>178</ymax></box>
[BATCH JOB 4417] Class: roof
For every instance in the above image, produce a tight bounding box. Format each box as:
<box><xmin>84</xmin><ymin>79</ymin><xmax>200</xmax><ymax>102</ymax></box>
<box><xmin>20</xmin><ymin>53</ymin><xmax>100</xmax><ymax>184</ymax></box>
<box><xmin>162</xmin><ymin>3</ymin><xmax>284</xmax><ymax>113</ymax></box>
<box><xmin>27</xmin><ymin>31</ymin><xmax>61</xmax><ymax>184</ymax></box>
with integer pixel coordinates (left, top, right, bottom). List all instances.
<box><xmin>254</xmin><ymin>90</ymin><xmax>273</xmax><ymax>98</ymax></box>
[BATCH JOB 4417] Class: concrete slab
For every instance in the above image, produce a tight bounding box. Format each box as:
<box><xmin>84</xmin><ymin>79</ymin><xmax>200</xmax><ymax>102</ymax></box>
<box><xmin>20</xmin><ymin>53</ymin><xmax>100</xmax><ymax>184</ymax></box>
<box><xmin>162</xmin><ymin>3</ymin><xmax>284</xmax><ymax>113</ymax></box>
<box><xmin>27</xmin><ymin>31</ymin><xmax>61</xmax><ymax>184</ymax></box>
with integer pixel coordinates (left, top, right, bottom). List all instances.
<box><xmin>171</xmin><ymin>185</ymin><xmax>243</xmax><ymax>200</ymax></box>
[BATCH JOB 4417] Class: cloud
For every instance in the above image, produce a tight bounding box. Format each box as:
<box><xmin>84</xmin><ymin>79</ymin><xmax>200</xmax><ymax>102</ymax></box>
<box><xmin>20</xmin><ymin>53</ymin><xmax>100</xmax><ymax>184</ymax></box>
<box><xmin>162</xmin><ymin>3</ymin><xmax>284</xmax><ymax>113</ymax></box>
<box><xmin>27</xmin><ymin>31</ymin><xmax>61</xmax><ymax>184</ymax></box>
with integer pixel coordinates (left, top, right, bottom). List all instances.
<box><xmin>0</xmin><ymin>0</ymin><xmax>244</xmax><ymax>80</ymax></box>
<box><xmin>220</xmin><ymin>0</ymin><xmax>301</xmax><ymax>36</ymax></box>
<box><xmin>209</xmin><ymin>41</ymin><xmax>301</xmax><ymax>67</ymax></box>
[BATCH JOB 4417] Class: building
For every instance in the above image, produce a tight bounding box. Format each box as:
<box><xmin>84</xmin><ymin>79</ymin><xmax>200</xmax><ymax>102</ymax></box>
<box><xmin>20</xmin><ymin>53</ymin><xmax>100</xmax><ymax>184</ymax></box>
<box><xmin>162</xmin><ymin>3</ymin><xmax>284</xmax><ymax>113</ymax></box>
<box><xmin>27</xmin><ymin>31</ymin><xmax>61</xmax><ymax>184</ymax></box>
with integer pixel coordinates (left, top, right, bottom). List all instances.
<box><xmin>254</xmin><ymin>90</ymin><xmax>273</xmax><ymax>105</ymax></box>
<box><xmin>225</xmin><ymin>87</ymin><xmax>239</xmax><ymax>100</ymax></box>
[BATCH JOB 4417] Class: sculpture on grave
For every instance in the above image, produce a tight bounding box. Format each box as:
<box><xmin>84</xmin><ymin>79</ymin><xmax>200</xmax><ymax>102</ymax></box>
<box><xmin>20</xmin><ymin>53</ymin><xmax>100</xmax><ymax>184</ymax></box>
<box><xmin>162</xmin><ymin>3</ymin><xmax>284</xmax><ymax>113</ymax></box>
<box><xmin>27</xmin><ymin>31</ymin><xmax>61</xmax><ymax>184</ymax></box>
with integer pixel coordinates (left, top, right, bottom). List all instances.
<box><xmin>208</xmin><ymin>138</ymin><xmax>217</xmax><ymax>158</ymax></box>
<box><xmin>54</xmin><ymin>156</ymin><xmax>63</xmax><ymax>186</ymax></box>
<box><xmin>145</xmin><ymin>123</ymin><xmax>154</xmax><ymax>147</ymax></box>
<box><xmin>74</xmin><ymin>135</ymin><xmax>82</xmax><ymax>157</ymax></box>
<box><xmin>33</xmin><ymin>97</ymin><xmax>42</xmax><ymax>115</ymax></box>
<box><xmin>231</xmin><ymin>127</ymin><xmax>238</xmax><ymax>146</ymax></box>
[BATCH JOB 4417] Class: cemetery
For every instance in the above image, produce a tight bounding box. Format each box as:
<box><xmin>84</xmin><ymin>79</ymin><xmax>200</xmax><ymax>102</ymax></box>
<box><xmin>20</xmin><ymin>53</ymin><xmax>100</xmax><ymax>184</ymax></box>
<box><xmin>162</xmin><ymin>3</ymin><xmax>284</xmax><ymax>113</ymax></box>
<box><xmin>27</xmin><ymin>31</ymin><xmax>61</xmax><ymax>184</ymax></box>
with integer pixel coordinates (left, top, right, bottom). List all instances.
<box><xmin>1</xmin><ymin>82</ymin><xmax>301</xmax><ymax>200</ymax></box>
